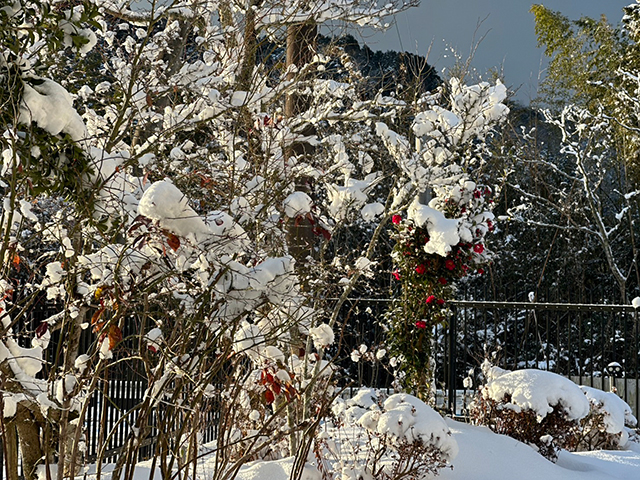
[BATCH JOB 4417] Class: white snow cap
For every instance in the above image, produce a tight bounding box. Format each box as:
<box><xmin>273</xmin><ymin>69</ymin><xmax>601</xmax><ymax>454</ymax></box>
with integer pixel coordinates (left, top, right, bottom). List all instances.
<box><xmin>361</xmin><ymin>202</ymin><xmax>384</xmax><ymax>221</ymax></box>
<box><xmin>19</xmin><ymin>79</ymin><xmax>87</xmax><ymax>142</ymax></box>
<box><xmin>407</xmin><ymin>198</ymin><xmax>459</xmax><ymax>256</ymax></box>
<box><xmin>632</xmin><ymin>296</ymin><xmax>640</xmax><ymax>308</ymax></box>
<box><xmin>138</xmin><ymin>180</ymin><xmax>209</xmax><ymax>239</ymax></box>
<box><xmin>483</xmin><ymin>369</ymin><xmax>590</xmax><ymax>421</ymax></box>
<box><xmin>283</xmin><ymin>191</ymin><xmax>313</xmax><ymax>218</ymax></box>
<box><xmin>308</xmin><ymin>323</ymin><xmax>334</xmax><ymax>350</ymax></box>
<box><xmin>359</xmin><ymin>393</ymin><xmax>458</xmax><ymax>461</ymax></box>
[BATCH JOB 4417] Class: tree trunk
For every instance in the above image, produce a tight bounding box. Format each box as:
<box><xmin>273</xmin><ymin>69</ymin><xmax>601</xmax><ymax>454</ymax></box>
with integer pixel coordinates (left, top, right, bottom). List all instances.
<box><xmin>16</xmin><ymin>404</ymin><xmax>44</xmax><ymax>480</ymax></box>
<box><xmin>285</xmin><ymin>22</ymin><xmax>318</xmax><ymax>269</ymax></box>
<box><xmin>3</xmin><ymin>418</ymin><xmax>19</xmax><ymax>480</ymax></box>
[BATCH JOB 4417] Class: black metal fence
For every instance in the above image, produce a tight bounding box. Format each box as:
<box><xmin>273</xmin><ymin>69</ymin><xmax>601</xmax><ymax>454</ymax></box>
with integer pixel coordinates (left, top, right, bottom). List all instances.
<box><xmin>334</xmin><ymin>295</ymin><xmax>640</xmax><ymax>419</ymax></box>
<box><xmin>0</xmin><ymin>303</ymin><xmax>219</xmax><ymax>480</ymax></box>
<box><xmin>443</xmin><ymin>300</ymin><xmax>640</xmax><ymax>418</ymax></box>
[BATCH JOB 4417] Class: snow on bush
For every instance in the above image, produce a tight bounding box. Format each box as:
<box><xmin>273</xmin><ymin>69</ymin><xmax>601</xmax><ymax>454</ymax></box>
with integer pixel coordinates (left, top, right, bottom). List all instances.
<box><xmin>578</xmin><ymin>386</ymin><xmax>638</xmax><ymax>450</ymax></box>
<box><xmin>472</xmin><ymin>365</ymin><xmax>589</xmax><ymax>461</ymax></box>
<box><xmin>481</xmin><ymin>368</ymin><xmax>590</xmax><ymax>422</ymax></box>
<box><xmin>360</xmin><ymin>393</ymin><xmax>459</xmax><ymax>460</ymax></box>
<box><xmin>328</xmin><ymin>389</ymin><xmax>457</xmax><ymax>479</ymax></box>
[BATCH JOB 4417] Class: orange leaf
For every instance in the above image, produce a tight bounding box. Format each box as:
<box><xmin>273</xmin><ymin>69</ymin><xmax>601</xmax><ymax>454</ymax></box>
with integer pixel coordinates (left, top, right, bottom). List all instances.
<box><xmin>108</xmin><ymin>325</ymin><xmax>123</xmax><ymax>350</ymax></box>
<box><xmin>91</xmin><ymin>306</ymin><xmax>105</xmax><ymax>325</ymax></box>
<box><xmin>165</xmin><ymin>232</ymin><xmax>180</xmax><ymax>252</ymax></box>
<box><xmin>264</xmin><ymin>389</ymin><xmax>275</xmax><ymax>405</ymax></box>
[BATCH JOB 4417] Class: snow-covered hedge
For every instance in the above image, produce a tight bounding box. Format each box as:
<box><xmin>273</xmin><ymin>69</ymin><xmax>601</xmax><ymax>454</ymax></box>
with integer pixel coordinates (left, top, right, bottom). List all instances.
<box><xmin>471</xmin><ymin>365</ymin><xmax>589</xmax><ymax>461</ymax></box>
<box><xmin>471</xmin><ymin>363</ymin><xmax>639</xmax><ymax>460</ymax></box>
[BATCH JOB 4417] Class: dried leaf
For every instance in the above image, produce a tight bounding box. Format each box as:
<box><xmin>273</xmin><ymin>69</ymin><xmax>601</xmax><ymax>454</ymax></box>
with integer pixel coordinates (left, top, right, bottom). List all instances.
<box><xmin>271</xmin><ymin>382</ymin><xmax>281</xmax><ymax>396</ymax></box>
<box><xmin>165</xmin><ymin>232</ymin><xmax>180</xmax><ymax>251</ymax></box>
<box><xmin>108</xmin><ymin>325</ymin><xmax>122</xmax><ymax>350</ymax></box>
<box><xmin>91</xmin><ymin>306</ymin><xmax>105</xmax><ymax>325</ymax></box>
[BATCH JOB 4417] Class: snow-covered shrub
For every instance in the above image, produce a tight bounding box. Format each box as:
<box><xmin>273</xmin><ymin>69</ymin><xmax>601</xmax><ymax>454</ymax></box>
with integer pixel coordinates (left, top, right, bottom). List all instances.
<box><xmin>577</xmin><ymin>386</ymin><xmax>638</xmax><ymax>451</ymax></box>
<box><xmin>328</xmin><ymin>389</ymin><xmax>457</xmax><ymax>479</ymax></box>
<box><xmin>471</xmin><ymin>364</ymin><xmax>589</xmax><ymax>461</ymax></box>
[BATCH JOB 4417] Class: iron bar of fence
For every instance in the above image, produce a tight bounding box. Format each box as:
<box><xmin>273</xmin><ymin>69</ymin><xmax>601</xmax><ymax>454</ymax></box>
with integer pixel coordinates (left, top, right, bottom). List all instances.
<box><xmin>448</xmin><ymin>300</ymin><xmax>638</xmax><ymax>313</ymax></box>
<box><xmin>447</xmin><ymin>307</ymin><xmax>457</xmax><ymax>415</ymax></box>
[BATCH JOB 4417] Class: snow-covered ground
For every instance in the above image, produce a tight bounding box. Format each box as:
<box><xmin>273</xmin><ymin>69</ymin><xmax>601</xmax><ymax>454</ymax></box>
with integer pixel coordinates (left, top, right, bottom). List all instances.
<box><xmin>439</xmin><ymin>419</ymin><xmax>640</xmax><ymax>480</ymax></box>
<box><xmin>88</xmin><ymin>417</ymin><xmax>640</xmax><ymax>480</ymax></box>
<box><xmin>228</xmin><ymin>419</ymin><xmax>640</xmax><ymax>480</ymax></box>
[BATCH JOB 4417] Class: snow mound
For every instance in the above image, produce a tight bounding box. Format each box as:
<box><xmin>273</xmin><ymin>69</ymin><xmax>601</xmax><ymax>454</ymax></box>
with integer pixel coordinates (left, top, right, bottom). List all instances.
<box><xmin>359</xmin><ymin>393</ymin><xmax>458</xmax><ymax>461</ymax></box>
<box><xmin>138</xmin><ymin>180</ymin><xmax>209</xmax><ymax>239</ymax></box>
<box><xmin>233</xmin><ymin>456</ymin><xmax>320</xmax><ymax>480</ymax></box>
<box><xmin>483</xmin><ymin>369</ymin><xmax>590</xmax><ymax>421</ymax></box>
<box><xmin>283</xmin><ymin>191</ymin><xmax>313</xmax><ymax>218</ymax></box>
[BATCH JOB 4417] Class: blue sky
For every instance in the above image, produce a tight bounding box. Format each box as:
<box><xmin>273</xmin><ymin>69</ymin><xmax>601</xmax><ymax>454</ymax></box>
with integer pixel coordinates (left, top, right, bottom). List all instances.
<box><xmin>358</xmin><ymin>1</ymin><xmax>632</xmax><ymax>103</ymax></box>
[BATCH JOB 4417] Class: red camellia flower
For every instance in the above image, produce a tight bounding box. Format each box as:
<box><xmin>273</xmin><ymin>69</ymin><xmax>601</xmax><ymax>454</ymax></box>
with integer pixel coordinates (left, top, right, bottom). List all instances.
<box><xmin>415</xmin><ymin>264</ymin><xmax>426</xmax><ymax>274</ymax></box>
<box><xmin>473</xmin><ymin>243</ymin><xmax>485</xmax><ymax>254</ymax></box>
<box><xmin>426</xmin><ymin>295</ymin><xmax>436</xmax><ymax>304</ymax></box>
<box><xmin>437</xmin><ymin>299</ymin><xmax>445</xmax><ymax>305</ymax></box>
<box><xmin>415</xmin><ymin>320</ymin><xmax>427</xmax><ymax>329</ymax></box>
<box><xmin>438</xmin><ymin>277</ymin><xmax>447</xmax><ymax>285</ymax></box>
<box><xmin>392</xmin><ymin>214</ymin><xmax>402</xmax><ymax>224</ymax></box>
<box><xmin>392</xmin><ymin>271</ymin><xmax>401</xmax><ymax>280</ymax></box>
<box><xmin>478</xmin><ymin>268</ymin><xmax>485</xmax><ymax>275</ymax></box>
<box><xmin>445</xmin><ymin>259</ymin><xmax>455</xmax><ymax>271</ymax></box>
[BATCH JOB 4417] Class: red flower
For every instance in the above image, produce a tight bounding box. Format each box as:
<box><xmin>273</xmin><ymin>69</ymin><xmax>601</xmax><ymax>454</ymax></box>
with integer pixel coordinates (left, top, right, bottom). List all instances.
<box><xmin>473</xmin><ymin>244</ymin><xmax>485</xmax><ymax>254</ymax></box>
<box><xmin>474</xmin><ymin>190</ymin><xmax>481</xmax><ymax>199</ymax></box>
<box><xmin>438</xmin><ymin>277</ymin><xmax>447</xmax><ymax>285</ymax></box>
<box><xmin>392</xmin><ymin>215</ymin><xmax>402</xmax><ymax>225</ymax></box>
<box><xmin>392</xmin><ymin>271</ymin><xmax>401</xmax><ymax>281</ymax></box>
<box><xmin>415</xmin><ymin>320</ymin><xmax>427</xmax><ymax>329</ymax></box>
<box><xmin>445</xmin><ymin>259</ymin><xmax>455</xmax><ymax>271</ymax></box>
<box><xmin>478</xmin><ymin>268</ymin><xmax>485</xmax><ymax>275</ymax></box>
<box><xmin>415</xmin><ymin>264</ymin><xmax>426</xmax><ymax>274</ymax></box>
<box><xmin>426</xmin><ymin>295</ymin><xmax>436</xmax><ymax>304</ymax></box>
<box><xmin>437</xmin><ymin>299</ymin><xmax>445</xmax><ymax>305</ymax></box>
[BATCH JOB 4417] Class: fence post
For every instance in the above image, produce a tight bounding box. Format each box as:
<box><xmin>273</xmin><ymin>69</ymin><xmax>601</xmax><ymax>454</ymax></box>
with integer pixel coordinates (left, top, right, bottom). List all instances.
<box><xmin>448</xmin><ymin>305</ymin><xmax>457</xmax><ymax>416</ymax></box>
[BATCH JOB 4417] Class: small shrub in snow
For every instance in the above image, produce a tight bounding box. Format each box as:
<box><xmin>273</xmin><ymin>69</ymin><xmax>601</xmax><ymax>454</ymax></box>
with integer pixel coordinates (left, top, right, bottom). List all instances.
<box><xmin>577</xmin><ymin>386</ymin><xmax>638</xmax><ymax>451</ymax></box>
<box><xmin>471</xmin><ymin>391</ymin><xmax>582</xmax><ymax>461</ymax></box>
<box><xmin>327</xmin><ymin>390</ymin><xmax>457</xmax><ymax>479</ymax></box>
<box><xmin>471</xmin><ymin>366</ymin><xmax>589</xmax><ymax>461</ymax></box>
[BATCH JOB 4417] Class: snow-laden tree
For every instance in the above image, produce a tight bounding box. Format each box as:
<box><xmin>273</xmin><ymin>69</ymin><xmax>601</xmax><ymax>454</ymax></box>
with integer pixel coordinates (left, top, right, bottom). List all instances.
<box><xmin>1</xmin><ymin>1</ymin><xmax>508</xmax><ymax>479</ymax></box>
<box><xmin>500</xmin><ymin>3</ymin><xmax>640</xmax><ymax>304</ymax></box>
